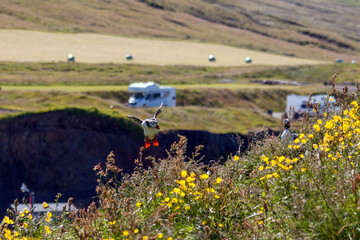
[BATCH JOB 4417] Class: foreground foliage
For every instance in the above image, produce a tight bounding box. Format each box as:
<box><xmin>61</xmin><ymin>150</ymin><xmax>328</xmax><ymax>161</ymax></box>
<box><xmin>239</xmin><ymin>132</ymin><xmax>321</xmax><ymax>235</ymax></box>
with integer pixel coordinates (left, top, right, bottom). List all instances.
<box><xmin>1</xmin><ymin>83</ymin><xmax>360</xmax><ymax>239</ymax></box>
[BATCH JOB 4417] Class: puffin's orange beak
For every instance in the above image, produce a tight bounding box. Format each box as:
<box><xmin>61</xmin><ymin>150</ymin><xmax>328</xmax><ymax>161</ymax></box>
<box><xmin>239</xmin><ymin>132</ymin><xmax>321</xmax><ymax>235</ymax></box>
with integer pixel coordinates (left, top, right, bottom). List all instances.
<box><xmin>156</xmin><ymin>124</ymin><xmax>160</xmax><ymax>130</ymax></box>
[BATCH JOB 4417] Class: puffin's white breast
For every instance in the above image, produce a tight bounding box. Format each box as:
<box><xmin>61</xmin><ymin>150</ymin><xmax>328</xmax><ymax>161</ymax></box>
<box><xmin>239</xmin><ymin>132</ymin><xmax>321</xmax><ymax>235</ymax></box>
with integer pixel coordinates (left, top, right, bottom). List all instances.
<box><xmin>142</xmin><ymin>121</ymin><xmax>159</xmax><ymax>140</ymax></box>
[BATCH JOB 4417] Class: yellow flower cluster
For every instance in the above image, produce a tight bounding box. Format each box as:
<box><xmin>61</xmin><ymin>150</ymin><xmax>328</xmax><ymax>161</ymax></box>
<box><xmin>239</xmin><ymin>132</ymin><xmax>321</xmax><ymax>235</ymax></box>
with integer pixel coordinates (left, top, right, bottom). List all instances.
<box><xmin>259</xmin><ymin>100</ymin><xmax>360</xmax><ymax>180</ymax></box>
<box><xmin>143</xmin><ymin>170</ymin><xmax>224</xmax><ymax>230</ymax></box>
<box><xmin>109</xmin><ymin>228</ymin><xmax>169</xmax><ymax>240</ymax></box>
<box><xmin>259</xmin><ymin>155</ymin><xmax>300</xmax><ymax>180</ymax></box>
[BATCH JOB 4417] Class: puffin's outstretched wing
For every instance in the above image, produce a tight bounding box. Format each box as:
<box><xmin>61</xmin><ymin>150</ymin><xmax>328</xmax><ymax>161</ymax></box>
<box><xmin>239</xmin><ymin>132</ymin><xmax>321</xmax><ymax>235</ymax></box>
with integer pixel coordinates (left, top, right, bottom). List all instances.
<box><xmin>153</xmin><ymin>102</ymin><xmax>163</xmax><ymax>119</ymax></box>
<box><xmin>126</xmin><ymin>115</ymin><xmax>143</xmax><ymax>124</ymax></box>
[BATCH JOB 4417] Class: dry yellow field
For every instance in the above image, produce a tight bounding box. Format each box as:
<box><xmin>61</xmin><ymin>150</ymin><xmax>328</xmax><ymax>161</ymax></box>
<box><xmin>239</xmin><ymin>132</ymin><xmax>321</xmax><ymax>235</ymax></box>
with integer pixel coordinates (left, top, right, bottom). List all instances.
<box><xmin>0</xmin><ymin>30</ymin><xmax>326</xmax><ymax>66</ymax></box>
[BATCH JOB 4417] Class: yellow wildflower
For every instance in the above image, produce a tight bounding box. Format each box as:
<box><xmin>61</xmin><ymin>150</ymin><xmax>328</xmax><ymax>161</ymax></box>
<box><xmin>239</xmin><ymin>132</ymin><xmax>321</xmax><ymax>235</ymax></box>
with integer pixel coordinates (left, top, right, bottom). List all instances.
<box><xmin>181</xmin><ymin>171</ymin><xmax>187</xmax><ymax>178</ymax></box>
<box><xmin>185</xmin><ymin>205</ymin><xmax>190</xmax><ymax>210</ymax></box>
<box><xmin>136</xmin><ymin>202</ymin><xmax>142</xmax><ymax>207</ymax></box>
<box><xmin>24</xmin><ymin>223</ymin><xmax>28</xmax><ymax>228</ymax></box>
<box><xmin>134</xmin><ymin>229</ymin><xmax>139</xmax><ymax>234</ymax></box>
<box><xmin>215</xmin><ymin>178</ymin><xmax>222</xmax><ymax>184</ymax></box>
<box><xmin>234</xmin><ymin>155</ymin><xmax>240</xmax><ymax>161</ymax></box>
<box><xmin>313</xmin><ymin>124</ymin><xmax>321</xmax><ymax>132</ymax></box>
<box><xmin>308</xmin><ymin>134</ymin><xmax>314</xmax><ymax>139</ymax></box>
<box><xmin>109</xmin><ymin>221</ymin><xmax>116</xmax><ymax>225</ymax></box>
<box><xmin>301</xmin><ymin>168</ymin><xmax>306</xmax><ymax>172</ymax></box>
<box><xmin>259</xmin><ymin>166</ymin><xmax>264</xmax><ymax>171</ymax></box>
<box><xmin>45</xmin><ymin>226</ymin><xmax>51</xmax><ymax>234</ymax></box>
<box><xmin>261</xmin><ymin>155</ymin><xmax>269</xmax><ymax>164</ymax></box>
<box><xmin>3</xmin><ymin>216</ymin><xmax>13</xmax><ymax>225</ymax></box>
<box><xmin>202</xmin><ymin>220</ymin><xmax>207</xmax><ymax>225</ymax></box>
<box><xmin>158</xmin><ymin>233</ymin><xmax>164</xmax><ymax>239</ymax></box>
<box><xmin>29</xmin><ymin>214</ymin><xmax>33</xmax><ymax>220</ymax></box>
<box><xmin>351</xmin><ymin>101</ymin><xmax>358</xmax><ymax>108</ymax></box>
<box><xmin>143</xmin><ymin>236</ymin><xmax>149</xmax><ymax>240</ymax></box>
<box><xmin>24</xmin><ymin>208</ymin><xmax>28</xmax><ymax>214</ymax></box>
<box><xmin>46</xmin><ymin>212</ymin><xmax>52</xmax><ymax>222</ymax></box>
<box><xmin>43</xmin><ymin>202</ymin><xmax>49</xmax><ymax>208</ymax></box>
<box><xmin>173</xmin><ymin>188</ymin><xmax>181</xmax><ymax>194</ymax></box>
<box><xmin>200</xmin><ymin>174</ymin><xmax>209</xmax><ymax>180</ymax></box>
<box><xmin>218</xmin><ymin>223</ymin><xmax>224</xmax><ymax>227</ymax></box>
<box><xmin>156</xmin><ymin>192</ymin><xmax>163</xmax><ymax>197</ymax></box>
<box><xmin>123</xmin><ymin>231</ymin><xmax>129</xmax><ymax>236</ymax></box>
<box><xmin>190</xmin><ymin>172</ymin><xmax>196</xmax><ymax>177</ymax></box>
<box><xmin>186</xmin><ymin>176</ymin><xmax>195</xmax><ymax>182</ymax></box>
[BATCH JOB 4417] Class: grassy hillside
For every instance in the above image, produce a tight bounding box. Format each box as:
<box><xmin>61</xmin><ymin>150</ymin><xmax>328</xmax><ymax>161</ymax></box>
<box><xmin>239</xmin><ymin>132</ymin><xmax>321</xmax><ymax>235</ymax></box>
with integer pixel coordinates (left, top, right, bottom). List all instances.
<box><xmin>0</xmin><ymin>0</ymin><xmax>359</xmax><ymax>62</ymax></box>
<box><xmin>0</xmin><ymin>61</ymin><xmax>355</xmax><ymax>133</ymax></box>
<box><xmin>0</xmin><ymin>88</ymin><xmax>285</xmax><ymax>134</ymax></box>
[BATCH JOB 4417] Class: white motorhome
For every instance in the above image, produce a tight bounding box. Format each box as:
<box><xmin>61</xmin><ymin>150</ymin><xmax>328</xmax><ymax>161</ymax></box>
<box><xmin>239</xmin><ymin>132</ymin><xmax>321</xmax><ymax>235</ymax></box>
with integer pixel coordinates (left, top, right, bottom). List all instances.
<box><xmin>286</xmin><ymin>94</ymin><xmax>336</xmax><ymax>118</ymax></box>
<box><xmin>128</xmin><ymin>82</ymin><xmax>176</xmax><ymax>108</ymax></box>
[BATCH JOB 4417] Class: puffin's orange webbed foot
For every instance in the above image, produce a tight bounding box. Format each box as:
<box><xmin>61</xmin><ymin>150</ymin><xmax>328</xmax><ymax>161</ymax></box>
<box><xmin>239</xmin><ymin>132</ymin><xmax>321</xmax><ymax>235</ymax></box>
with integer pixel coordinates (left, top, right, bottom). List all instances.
<box><xmin>145</xmin><ymin>141</ymin><xmax>151</xmax><ymax>148</ymax></box>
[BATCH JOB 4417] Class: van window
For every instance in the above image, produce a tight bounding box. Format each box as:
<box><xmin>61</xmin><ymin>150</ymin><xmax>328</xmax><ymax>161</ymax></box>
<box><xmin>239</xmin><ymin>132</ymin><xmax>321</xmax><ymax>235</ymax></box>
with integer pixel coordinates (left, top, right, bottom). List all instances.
<box><xmin>153</xmin><ymin>93</ymin><xmax>161</xmax><ymax>99</ymax></box>
<box><xmin>133</xmin><ymin>93</ymin><xmax>145</xmax><ymax>99</ymax></box>
<box><xmin>300</xmin><ymin>102</ymin><xmax>307</xmax><ymax>108</ymax></box>
<box><xmin>164</xmin><ymin>91</ymin><xmax>170</xmax><ymax>98</ymax></box>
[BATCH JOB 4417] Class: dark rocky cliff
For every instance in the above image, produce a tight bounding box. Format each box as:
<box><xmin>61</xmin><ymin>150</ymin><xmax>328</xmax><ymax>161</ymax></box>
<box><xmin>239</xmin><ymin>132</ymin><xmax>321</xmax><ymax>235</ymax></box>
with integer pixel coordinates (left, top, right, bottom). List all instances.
<box><xmin>0</xmin><ymin>109</ymin><xmax>244</xmax><ymax>215</ymax></box>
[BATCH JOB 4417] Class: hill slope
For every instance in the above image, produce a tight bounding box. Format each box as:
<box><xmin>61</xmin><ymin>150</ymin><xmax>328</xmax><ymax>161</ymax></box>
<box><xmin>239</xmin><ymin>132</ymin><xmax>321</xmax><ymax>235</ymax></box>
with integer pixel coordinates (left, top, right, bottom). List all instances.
<box><xmin>0</xmin><ymin>0</ymin><xmax>359</xmax><ymax>61</ymax></box>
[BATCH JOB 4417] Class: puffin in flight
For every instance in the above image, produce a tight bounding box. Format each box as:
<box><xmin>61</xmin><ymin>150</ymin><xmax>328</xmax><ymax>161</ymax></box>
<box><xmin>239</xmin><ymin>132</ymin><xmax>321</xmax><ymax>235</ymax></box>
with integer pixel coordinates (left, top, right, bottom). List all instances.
<box><xmin>127</xmin><ymin>103</ymin><xmax>163</xmax><ymax>148</ymax></box>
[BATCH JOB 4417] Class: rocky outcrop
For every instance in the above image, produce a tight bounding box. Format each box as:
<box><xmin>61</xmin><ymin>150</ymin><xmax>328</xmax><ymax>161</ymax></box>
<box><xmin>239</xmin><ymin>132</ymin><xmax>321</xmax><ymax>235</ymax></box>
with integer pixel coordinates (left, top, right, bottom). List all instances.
<box><xmin>0</xmin><ymin>109</ymin><xmax>244</xmax><ymax>215</ymax></box>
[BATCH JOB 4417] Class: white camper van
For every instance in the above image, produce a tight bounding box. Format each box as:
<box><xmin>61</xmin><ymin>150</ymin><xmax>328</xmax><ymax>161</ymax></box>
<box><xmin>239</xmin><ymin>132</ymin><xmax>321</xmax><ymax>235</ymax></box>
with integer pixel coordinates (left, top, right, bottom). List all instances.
<box><xmin>286</xmin><ymin>94</ymin><xmax>336</xmax><ymax>118</ymax></box>
<box><xmin>128</xmin><ymin>82</ymin><xmax>176</xmax><ymax>108</ymax></box>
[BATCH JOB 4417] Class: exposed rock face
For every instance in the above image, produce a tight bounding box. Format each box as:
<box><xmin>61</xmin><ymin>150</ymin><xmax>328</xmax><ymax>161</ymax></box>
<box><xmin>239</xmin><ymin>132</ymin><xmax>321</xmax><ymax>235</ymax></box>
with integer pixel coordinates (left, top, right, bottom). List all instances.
<box><xmin>0</xmin><ymin>109</ymin><xmax>244</xmax><ymax>215</ymax></box>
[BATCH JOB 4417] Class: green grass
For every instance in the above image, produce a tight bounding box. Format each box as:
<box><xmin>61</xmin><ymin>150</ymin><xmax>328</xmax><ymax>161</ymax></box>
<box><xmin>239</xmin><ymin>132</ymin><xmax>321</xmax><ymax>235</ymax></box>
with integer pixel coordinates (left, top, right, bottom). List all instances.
<box><xmin>0</xmin><ymin>62</ymin><xmax>358</xmax><ymax>86</ymax></box>
<box><xmin>242</xmin><ymin>63</ymin><xmax>360</xmax><ymax>83</ymax></box>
